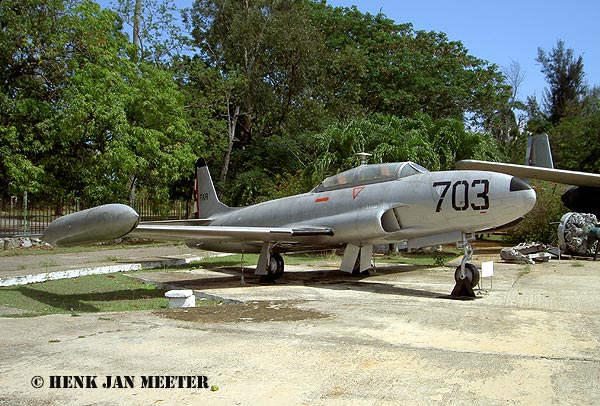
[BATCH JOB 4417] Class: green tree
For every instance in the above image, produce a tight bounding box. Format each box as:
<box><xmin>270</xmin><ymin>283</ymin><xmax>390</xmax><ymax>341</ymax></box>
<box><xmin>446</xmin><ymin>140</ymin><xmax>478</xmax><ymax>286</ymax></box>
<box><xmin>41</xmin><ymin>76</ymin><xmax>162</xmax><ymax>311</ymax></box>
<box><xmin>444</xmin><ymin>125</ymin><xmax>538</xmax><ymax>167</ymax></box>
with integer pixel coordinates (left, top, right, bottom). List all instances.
<box><xmin>0</xmin><ymin>0</ymin><xmax>71</xmax><ymax>196</ymax></box>
<box><xmin>0</xmin><ymin>0</ymin><xmax>203</xmax><ymax>207</ymax></box>
<box><xmin>53</xmin><ymin>2</ymin><xmax>202</xmax><ymax>206</ymax></box>
<box><xmin>304</xmin><ymin>114</ymin><xmax>502</xmax><ymax>186</ymax></box>
<box><xmin>171</xmin><ymin>56</ymin><xmax>228</xmax><ymax>186</ymax></box>
<box><xmin>308</xmin><ymin>3</ymin><xmax>511</xmax><ymax>128</ymax></box>
<box><xmin>537</xmin><ymin>40</ymin><xmax>587</xmax><ymax>126</ymax></box>
<box><xmin>184</xmin><ymin>0</ymin><xmax>513</xmax><ymax>204</ymax></box>
<box><xmin>113</xmin><ymin>0</ymin><xmax>189</xmax><ymax>65</ymax></box>
<box><xmin>506</xmin><ymin>181</ymin><xmax>567</xmax><ymax>244</ymax></box>
<box><xmin>186</xmin><ymin>0</ymin><xmax>325</xmax><ymax>183</ymax></box>
<box><xmin>550</xmin><ymin>110</ymin><xmax>600</xmax><ymax>173</ymax></box>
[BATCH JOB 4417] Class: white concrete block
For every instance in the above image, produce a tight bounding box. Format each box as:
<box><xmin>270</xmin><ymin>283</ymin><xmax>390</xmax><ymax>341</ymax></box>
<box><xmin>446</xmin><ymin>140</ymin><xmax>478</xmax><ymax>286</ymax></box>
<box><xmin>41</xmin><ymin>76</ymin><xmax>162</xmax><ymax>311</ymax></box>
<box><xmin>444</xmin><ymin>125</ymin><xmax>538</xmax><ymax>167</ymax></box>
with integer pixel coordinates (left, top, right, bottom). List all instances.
<box><xmin>165</xmin><ymin>290</ymin><xmax>196</xmax><ymax>308</ymax></box>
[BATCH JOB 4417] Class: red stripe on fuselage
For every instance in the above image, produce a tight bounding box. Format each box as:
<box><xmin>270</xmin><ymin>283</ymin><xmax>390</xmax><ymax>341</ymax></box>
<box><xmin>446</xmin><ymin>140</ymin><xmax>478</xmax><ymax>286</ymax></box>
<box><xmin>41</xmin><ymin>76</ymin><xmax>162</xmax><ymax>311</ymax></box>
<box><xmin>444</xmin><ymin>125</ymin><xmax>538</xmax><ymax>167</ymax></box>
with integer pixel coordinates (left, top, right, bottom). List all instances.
<box><xmin>315</xmin><ymin>197</ymin><xmax>329</xmax><ymax>203</ymax></box>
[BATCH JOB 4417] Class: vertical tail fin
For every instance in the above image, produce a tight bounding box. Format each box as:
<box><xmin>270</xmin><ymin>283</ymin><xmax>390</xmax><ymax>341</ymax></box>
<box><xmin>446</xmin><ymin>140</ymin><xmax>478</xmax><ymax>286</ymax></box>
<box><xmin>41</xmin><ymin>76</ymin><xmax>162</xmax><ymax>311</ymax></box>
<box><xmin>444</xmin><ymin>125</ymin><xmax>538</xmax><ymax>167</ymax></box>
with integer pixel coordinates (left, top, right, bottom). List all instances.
<box><xmin>526</xmin><ymin>134</ymin><xmax>554</xmax><ymax>169</ymax></box>
<box><xmin>194</xmin><ymin>158</ymin><xmax>230</xmax><ymax>219</ymax></box>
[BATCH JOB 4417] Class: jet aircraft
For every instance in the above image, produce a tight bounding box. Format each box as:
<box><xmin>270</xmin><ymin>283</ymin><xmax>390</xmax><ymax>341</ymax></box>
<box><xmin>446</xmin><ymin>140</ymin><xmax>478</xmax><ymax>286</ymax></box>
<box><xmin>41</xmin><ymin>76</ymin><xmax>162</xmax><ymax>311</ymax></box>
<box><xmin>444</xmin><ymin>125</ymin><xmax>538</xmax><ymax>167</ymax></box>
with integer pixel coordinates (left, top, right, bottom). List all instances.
<box><xmin>43</xmin><ymin>157</ymin><xmax>537</xmax><ymax>297</ymax></box>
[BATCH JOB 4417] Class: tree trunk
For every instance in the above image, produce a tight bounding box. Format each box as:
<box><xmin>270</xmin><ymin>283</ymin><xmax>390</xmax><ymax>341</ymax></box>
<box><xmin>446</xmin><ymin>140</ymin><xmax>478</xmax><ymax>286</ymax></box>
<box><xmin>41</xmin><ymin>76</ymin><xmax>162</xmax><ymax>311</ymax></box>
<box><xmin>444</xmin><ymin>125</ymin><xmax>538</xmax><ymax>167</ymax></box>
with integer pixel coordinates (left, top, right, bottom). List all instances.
<box><xmin>220</xmin><ymin>104</ymin><xmax>240</xmax><ymax>183</ymax></box>
<box><xmin>128</xmin><ymin>175</ymin><xmax>137</xmax><ymax>207</ymax></box>
<box><xmin>133</xmin><ymin>0</ymin><xmax>142</xmax><ymax>57</ymax></box>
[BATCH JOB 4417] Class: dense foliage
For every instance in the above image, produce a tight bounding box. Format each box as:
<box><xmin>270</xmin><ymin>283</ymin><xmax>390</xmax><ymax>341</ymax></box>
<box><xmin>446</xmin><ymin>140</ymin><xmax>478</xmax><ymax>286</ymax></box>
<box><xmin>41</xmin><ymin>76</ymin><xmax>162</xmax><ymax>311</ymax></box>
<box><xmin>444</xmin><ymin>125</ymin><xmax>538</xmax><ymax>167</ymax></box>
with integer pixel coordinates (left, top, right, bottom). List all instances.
<box><xmin>0</xmin><ymin>0</ymin><xmax>206</xmax><ymax>207</ymax></box>
<box><xmin>505</xmin><ymin>181</ymin><xmax>567</xmax><ymax>244</ymax></box>
<box><xmin>1</xmin><ymin>0</ymin><xmax>598</xmax><ymax>239</ymax></box>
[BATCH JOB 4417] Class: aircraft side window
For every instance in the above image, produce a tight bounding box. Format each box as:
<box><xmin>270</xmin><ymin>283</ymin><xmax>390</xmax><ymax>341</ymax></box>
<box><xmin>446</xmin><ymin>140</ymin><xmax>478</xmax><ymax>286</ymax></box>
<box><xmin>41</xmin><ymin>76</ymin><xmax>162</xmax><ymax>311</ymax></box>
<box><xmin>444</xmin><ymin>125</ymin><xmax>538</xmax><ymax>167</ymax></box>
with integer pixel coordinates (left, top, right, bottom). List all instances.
<box><xmin>399</xmin><ymin>164</ymin><xmax>417</xmax><ymax>178</ymax></box>
<box><xmin>358</xmin><ymin>166</ymin><xmax>382</xmax><ymax>182</ymax></box>
<box><xmin>399</xmin><ymin>162</ymin><xmax>429</xmax><ymax>178</ymax></box>
<box><xmin>322</xmin><ymin>172</ymin><xmax>353</xmax><ymax>189</ymax></box>
<box><xmin>409</xmin><ymin>162</ymin><xmax>428</xmax><ymax>173</ymax></box>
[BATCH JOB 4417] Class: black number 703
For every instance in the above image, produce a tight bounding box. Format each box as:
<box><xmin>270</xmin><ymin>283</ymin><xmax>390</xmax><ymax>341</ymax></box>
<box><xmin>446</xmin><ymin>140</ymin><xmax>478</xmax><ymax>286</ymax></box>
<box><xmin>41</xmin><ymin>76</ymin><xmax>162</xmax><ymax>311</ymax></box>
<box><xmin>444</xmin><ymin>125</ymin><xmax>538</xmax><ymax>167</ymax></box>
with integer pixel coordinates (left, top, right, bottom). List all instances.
<box><xmin>433</xmin><ymin>179</ymin><xmax>489</xmax><ymax>212</ymax></box>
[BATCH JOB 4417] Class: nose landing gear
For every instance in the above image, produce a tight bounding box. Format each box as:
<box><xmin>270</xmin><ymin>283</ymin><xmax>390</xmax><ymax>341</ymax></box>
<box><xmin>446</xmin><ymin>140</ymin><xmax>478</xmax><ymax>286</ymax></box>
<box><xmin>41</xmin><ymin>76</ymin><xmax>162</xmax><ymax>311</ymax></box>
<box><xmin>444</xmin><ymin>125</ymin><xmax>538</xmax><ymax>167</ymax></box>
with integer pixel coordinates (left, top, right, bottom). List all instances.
<box><xmin>449</xmin><ymin>237</ymin><xmax>480</xmax><ymax>299</ymax></box>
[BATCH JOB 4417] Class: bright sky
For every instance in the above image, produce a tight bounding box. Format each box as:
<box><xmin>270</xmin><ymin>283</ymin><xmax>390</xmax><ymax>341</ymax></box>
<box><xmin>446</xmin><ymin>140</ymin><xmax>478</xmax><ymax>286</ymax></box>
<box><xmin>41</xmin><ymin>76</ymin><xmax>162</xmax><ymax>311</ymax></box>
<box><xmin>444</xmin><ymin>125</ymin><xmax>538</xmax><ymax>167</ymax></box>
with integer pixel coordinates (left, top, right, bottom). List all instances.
<box><xmin>100</xmin><ymin>0</ymin><xmax>599</xmax><ymax>102</ymax></box>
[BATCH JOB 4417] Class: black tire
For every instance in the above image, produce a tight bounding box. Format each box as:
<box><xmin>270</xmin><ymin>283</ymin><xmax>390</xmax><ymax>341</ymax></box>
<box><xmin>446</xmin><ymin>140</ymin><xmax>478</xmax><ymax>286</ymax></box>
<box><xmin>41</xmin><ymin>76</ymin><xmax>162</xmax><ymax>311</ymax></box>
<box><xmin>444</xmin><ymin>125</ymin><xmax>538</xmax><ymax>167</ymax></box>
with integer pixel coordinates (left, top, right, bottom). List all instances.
<box><xmin>454</xmin><ymin>263</ymin><xmax>480</xmax><ymax>288</ymax></box>
<box><xmin>270</xmin><ymin>253</ymin><xmax>284</xmax><ymax>280</ymax></box>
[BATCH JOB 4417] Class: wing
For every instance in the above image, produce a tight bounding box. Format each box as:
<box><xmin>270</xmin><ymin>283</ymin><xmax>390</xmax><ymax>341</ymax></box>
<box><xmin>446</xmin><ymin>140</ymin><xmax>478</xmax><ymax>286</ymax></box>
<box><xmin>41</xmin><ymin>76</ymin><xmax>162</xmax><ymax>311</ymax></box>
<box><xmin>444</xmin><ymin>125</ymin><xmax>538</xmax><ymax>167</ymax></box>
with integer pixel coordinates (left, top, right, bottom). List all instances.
<box><xmin>455</xmin><ymin>160</ymin><xmax>600</xmax><ymax>187</ymax></box>
<box><xmin>130</xmin><ymin>224</ymin><xmax>334</xmax><ymax>243</ymax></box>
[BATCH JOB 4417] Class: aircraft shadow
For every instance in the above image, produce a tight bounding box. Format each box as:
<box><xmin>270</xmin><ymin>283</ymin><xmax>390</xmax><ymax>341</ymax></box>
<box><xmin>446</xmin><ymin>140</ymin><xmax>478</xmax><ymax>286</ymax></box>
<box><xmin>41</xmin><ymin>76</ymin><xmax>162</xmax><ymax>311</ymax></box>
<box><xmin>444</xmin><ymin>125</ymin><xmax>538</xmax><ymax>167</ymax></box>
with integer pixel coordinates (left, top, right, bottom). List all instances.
<box><xmin>155</xmin><ymin>264</ymin><xmax>448</xmax><ymax>299</ymax></box>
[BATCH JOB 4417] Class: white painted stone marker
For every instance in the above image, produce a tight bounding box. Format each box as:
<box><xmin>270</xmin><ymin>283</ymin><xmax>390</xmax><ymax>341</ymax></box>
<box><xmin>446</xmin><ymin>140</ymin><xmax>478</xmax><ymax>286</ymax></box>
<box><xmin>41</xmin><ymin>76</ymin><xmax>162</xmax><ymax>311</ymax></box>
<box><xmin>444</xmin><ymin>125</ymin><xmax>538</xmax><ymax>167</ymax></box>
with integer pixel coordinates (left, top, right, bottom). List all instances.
<box><xmin>165</xmin><ymin>290</ymin><xmax>196</xmax><ymax>308</ymax></box>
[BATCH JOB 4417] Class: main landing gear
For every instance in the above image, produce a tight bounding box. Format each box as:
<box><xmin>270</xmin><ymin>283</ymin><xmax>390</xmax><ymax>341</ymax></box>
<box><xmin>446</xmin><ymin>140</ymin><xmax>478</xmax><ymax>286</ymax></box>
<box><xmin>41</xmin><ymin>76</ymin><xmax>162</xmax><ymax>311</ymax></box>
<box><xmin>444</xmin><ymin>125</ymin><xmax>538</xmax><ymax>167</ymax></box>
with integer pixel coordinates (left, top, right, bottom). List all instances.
<box><xmin>340</xmin><ymin>244</ymin><xmax>373</xmax><ymax>275</ymax></box>
<box><xmin>450</xmin><ymin>238</ymin><xmax>480</xmax><ymax>299</ymax></box>
<box><xmin>256</xmin><ymin>243</ymin><xmax>285</xmax><ymax>283</ymax></box>
<box><xmin>261</xmin><ymin>252</ymin><xmax>284</xmax><ymax>283</ymax></box>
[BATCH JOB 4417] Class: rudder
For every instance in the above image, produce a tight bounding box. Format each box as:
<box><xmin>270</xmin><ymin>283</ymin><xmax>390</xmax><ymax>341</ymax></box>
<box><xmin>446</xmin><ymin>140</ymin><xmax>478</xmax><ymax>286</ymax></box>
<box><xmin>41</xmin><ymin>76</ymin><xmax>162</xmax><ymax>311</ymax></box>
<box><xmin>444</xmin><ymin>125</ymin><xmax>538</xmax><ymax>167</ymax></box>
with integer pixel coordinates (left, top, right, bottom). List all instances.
<box><xmin>194</xmin><ymin>158</ymin><xmax>230</xmax><ymax>219</ymax></box>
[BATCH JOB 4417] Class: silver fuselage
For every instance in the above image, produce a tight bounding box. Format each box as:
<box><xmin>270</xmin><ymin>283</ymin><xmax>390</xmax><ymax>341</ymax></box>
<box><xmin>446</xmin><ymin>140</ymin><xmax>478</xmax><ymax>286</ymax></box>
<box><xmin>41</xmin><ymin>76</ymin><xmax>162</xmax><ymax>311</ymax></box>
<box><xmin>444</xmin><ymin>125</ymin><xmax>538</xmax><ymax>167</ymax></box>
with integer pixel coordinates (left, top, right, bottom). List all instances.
<box><xmin>195</xmin><ymin>170</ymin><xmax>535</xmax><ymax>253</ymax></box>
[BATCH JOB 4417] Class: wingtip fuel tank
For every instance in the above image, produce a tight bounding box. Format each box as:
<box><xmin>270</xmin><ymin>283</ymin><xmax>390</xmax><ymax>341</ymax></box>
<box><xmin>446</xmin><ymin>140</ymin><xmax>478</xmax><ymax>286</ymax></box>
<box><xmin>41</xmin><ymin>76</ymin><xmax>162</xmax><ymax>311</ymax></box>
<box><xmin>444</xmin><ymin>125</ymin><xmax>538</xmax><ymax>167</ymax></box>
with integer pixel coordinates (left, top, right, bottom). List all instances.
<box><xmin>42</xmin><ymin>204</ymin><xmax>140</xmax><ymax>247</ymax></box>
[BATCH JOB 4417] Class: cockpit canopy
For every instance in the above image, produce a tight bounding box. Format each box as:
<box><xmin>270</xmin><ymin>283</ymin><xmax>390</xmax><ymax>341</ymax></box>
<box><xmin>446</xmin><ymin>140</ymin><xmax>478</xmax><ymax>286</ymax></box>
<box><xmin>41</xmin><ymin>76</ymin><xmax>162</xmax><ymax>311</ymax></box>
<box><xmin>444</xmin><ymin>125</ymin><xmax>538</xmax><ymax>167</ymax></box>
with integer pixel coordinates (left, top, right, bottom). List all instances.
<box><xmin>311</xmin><ymin>162</ymin><xmax>429</xmax><ymax>193</ymax></box>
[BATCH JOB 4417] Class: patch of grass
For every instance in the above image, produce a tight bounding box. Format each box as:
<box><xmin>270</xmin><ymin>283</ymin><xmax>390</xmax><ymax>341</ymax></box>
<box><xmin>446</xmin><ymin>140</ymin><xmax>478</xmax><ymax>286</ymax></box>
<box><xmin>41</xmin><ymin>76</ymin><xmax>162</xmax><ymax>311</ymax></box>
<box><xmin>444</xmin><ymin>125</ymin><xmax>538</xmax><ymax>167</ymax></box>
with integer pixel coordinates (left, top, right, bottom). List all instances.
<box><xmin>2</xmin><ymin>312</ymin><xmax>45</xmax><ymax>318</ymax></box>
<box><xmin>105</xmin><ymin>256</ymin><xmax>127</xmax><ymax>262</ymax></box>
<box><xmin>285</xmin><ymin>252</ymin><xmax>340</xmax><ymax>264</ymax></box>
<box><xmin>571</xmin><ymin>261</ymin><xmax>585</xmax><ymax>268</ymax></box>
<box><xmin>39</xmin><ymin>259</ymin><xmax>58</xmax><ymax>268</ymax></box>
<box><xmin>0</xmin><ymin>273</ymin><xmax>169</xmax><ymax>317</ymax></box>
<box><xmin>432</xmin><ymin>251</ymin><xmax>447</xmax><ymax>267</ymax></box>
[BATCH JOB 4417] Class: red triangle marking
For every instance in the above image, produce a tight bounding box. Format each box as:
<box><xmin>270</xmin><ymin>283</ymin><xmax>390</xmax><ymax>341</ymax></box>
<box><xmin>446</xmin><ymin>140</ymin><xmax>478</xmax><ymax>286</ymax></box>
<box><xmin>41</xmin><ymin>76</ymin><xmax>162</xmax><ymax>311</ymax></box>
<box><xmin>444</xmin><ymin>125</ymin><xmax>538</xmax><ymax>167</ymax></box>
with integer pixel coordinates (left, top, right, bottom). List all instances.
<box><xmin>353</xmin><ymin>186</ymin><xmax>366</xmax><ymax>199</ymax></box>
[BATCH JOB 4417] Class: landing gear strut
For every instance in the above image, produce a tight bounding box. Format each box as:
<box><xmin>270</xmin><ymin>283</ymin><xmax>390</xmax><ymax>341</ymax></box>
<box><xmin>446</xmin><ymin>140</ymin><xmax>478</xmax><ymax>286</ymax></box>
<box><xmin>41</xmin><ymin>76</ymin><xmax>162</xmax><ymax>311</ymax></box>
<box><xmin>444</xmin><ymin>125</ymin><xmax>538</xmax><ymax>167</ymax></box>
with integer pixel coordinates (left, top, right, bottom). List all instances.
<box><xmin>340</xmin><ymin>244</ymin><xmax>373</xmax><ymax>275</ymax></box>
<box><xmin>450</xmin><ymin>237</ymin><xmax>480</xmax><ymax>299</ymax></box>
<box><xmin>352</xmin><ymin>252</ymin><xmax>373</xmax><ymax>276</ymax></box>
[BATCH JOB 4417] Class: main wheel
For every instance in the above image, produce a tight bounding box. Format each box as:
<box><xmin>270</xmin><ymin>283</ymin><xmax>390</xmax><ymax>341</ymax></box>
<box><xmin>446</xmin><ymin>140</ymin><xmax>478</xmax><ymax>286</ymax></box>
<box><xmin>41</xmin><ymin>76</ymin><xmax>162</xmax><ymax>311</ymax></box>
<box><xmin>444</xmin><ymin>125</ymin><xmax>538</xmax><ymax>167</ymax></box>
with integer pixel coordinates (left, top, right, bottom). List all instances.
<box><xmin>268</xmin><ymin>253</ymin><xmax>285</xmax><ymax>280</ymax></box>
<box><xmin>454</xmin><ymin>263</ymin><xmax>480</xmax><ymax>288</ymax></box>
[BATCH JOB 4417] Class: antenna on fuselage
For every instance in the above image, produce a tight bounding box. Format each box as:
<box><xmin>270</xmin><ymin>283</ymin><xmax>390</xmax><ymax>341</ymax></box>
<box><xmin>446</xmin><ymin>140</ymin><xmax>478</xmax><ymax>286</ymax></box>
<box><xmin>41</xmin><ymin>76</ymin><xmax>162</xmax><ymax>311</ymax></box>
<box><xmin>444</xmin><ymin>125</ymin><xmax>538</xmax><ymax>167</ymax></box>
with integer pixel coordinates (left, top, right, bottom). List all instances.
<box><xmin>355</xmin><ymin>152</ymin><xmax>372</xmax><ymax>166</ymax></box>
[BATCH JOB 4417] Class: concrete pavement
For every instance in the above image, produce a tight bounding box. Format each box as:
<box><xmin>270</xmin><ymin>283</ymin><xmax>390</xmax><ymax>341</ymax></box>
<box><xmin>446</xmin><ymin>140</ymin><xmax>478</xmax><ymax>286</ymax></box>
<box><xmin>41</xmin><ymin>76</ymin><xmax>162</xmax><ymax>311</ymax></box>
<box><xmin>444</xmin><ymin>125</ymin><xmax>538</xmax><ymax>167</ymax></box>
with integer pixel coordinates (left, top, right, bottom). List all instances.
<box><xmin>1</xmin><ymin>246</ymin><xmax>600</xmax><ymax>404</ymax></box>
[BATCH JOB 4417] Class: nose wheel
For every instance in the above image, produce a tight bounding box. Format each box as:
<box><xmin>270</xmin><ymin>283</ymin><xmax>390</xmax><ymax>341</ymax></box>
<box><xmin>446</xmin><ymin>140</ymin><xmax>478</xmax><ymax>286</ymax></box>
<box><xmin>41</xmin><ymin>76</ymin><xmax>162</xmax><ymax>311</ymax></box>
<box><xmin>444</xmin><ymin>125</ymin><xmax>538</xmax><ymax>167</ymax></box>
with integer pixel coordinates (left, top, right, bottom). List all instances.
<box><xmin>449</xmin><ymin>237</ymin><xmax>479</xmax><ymax>299</ymax></box>
<box><xmin>454</xmin><ymin>263</ymin><xmax>480</xmax><ymax>288</ymax></box>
